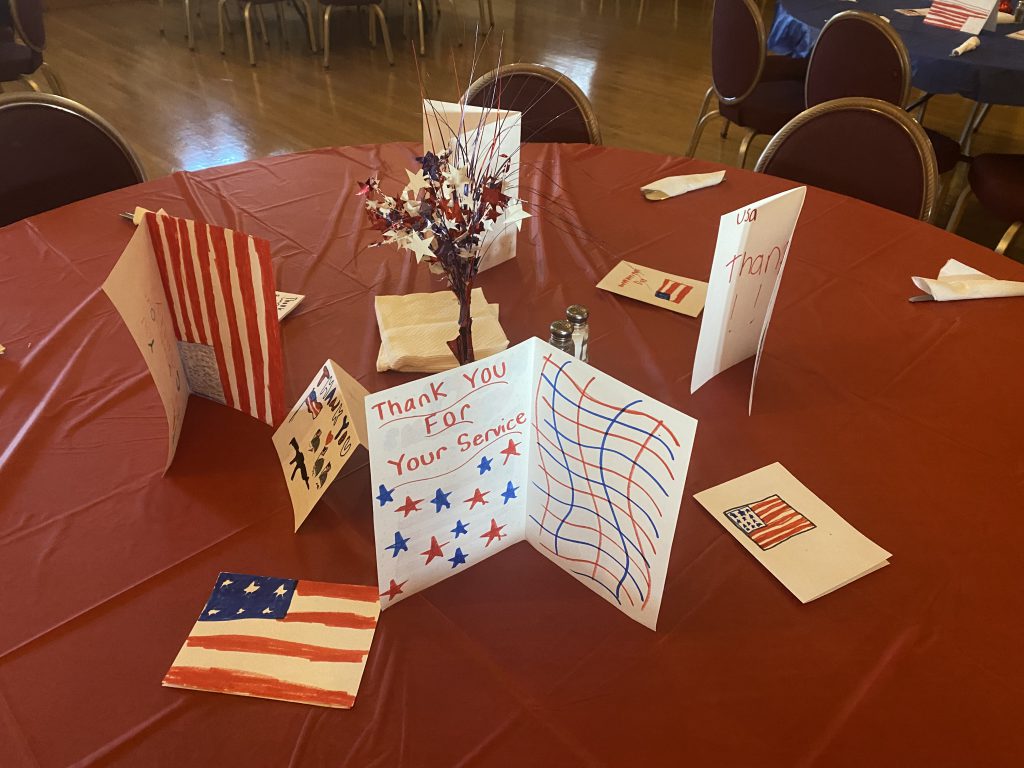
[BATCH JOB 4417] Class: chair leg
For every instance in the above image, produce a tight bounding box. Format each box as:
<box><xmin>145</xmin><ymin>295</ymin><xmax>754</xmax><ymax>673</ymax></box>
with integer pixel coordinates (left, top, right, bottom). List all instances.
<box><xmin>962</xmin><ymin>102</ymin><xmax>991</xmax><ymax>156</ymax></box>
<box><xmin>720</xmin><ymin>120</ymin><xmax>730</xmax><ymax>139</ymax></box>
<box><xmin>369</xmin><ymin>4</ymin><xmax>377</xmax><ymax>45</ymax></box>
<box><xmin>19</xmin><ymin>74</ymin><xmax>41</xmax><ymax>92</ymax></box>
<box><xmin>416</xmin><ymin>0</ymin><xmax>425</xmax><ymax>54</ymax></box>
<box><xmin>477</xmin><ymin>0</ymin><xmax>485</xmax><ymax>28</ymax></box>
<box><xmin>371</xmin><ymin>4</ymin><xmax>395</xmax><ymax>65</ymax></box>
<box><xmin>737</xmin><ymin>129</ymin><xmax>758</xmax><ymax>169</ymax></box>
<box><xmin>995</xmin><ymin>222</ymin><xmax>1023</xmax><ymax>256</ymax></box>
<box><xmin>300</xmin><ymin>0</ymin><xmax>317</xmax><ymax>51</ymax></box>
<box><xmin>487</xmin><ymin>0</ymin><xmax>493</xmax><ymax>27</ymax></box>
<box><xmin>159</xmin><ymin>0</ymin><xmax>166</xmax><ymax>33</ymax></box>
<box><xmin>945</xmin><ymin>185</ymin><xmax>972</xmax><ymax>234</ymax></box>
<box><xmin>244</xmin><ymin>3</ymin><xmax>258</xmax><ymax>65</ymax></box>
<box><xmin>219</xmin><ymin>0</ymin><xmax>228</xmax><ymax>52</ymax></box>
<box><xmin>322</xmin><ymin>4</ymin><xmax>333</xmax><ymax>68</ymax></box>
<box><xmin>685</xmin><ymin>85</ymin><xmax>717</xmax><ymax>157</ymax></box>
<box><xmin>275</xmin><ymin>2</ymin><xmax>286</xmax><ymax>45</ymax></box>
<box><xmin>257</xmin><ymin>5</ymin><xmax>270</xmax><ymax>44</ymax></box>
<box><xmin>184</xmin><ymin>0</ymin><xmax>195</xmax><ymax>49</ymax></box>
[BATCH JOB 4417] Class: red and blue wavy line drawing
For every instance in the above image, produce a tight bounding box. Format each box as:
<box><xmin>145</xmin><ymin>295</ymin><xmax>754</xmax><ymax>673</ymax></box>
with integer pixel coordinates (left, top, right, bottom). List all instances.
<box><xmin>531</xmin><ymin>354</ymin><xmax>681</xmax><ymax>611</ymax></box>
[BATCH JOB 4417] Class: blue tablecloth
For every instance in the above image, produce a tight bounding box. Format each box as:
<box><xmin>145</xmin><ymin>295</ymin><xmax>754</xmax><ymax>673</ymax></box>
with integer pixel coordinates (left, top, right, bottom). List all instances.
<box><xmin>768</xmin><ymin>0</ymin><xmax>1024</xmax><ymax>105</ymax></box>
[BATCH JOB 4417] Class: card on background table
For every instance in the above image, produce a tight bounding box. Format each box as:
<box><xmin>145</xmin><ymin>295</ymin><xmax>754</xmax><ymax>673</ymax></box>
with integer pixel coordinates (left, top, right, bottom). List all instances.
<box><xmin>924</xmin><ymin>0</ymin><xmax>998</xmax><ymax>33</ymax></box>
<box><xmin>596</xmin><ymin>260</ymin><xmax>709</xmax><ymax>317</ymax></box>
<box><xmin>275</xmin><ymin>291</ymin><xmax>305</xmax><ymax>320</ymax></box>
<box><xmin>694</xmin><ymin>463</ymin><xmax>890</xmax><ymax>602</ymax></box>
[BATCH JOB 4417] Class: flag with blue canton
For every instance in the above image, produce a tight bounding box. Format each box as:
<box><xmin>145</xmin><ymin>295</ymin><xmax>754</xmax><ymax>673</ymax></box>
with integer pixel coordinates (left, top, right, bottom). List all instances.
<box><xmin>199</xmin><ymin>573</ymin><xmax>297</xmax><ymax>621</ymax></box>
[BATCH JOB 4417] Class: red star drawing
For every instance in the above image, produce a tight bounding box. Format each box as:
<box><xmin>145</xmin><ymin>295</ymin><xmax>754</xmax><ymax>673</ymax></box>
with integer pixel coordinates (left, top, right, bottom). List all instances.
<box><xmin>380</xmin><ymin>579</ymin><xmax>406</xmax><ymax>602</ymax></box>
<box><xmin>464</xmin><ymin>488</ymin><xmax>490</xmax><ymax>509</ymax></box>
<box><xmin>480</xmin><ymin>518</ymin><xmax>507</xmax><ymax>547</ymax></box>
<box><xmin>421</xmin><ymin>536</ymin><xmax>447</xmax><ymax>565</ymax></box>
<box><xmin>499</xmin><ymin>439</ymin><xmax>521</xmax><ymax>465</ymax></box>
<box><xmin>396</xmin><ymin>496</ymin><xmax>423</xmax><ymax>517</ymax></box>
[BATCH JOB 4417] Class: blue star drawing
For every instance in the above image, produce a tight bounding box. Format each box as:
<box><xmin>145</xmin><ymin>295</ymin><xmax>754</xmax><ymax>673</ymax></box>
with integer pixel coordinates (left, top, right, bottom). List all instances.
<box><xmin>501</xmin><ymin>481</ymin><xmax>518</xmax><ymax>505</ymax></box>
<box><xmin>376</xmin><ymin>484</ymin><xmax>395</xmax><ymax>507</ymax></box>
<box><xmin>448</xmin><ymin>547</ymin><xmax>468</xmax><ymax>568</ymax></box>
<box><xmin>477</xmin><ymin>455</ymin><xmax>493</xmax><ymax>474</ymax></box>
<box><xmin>451</xmin><ymin>519</ymin><xmax>469</xmax><ymax>538</ymax></box>
<box><xmin>385</xmin><ymin>531</ymin><xmax>409</xmax><ymax>558</ymax></box>
<box><xmin>431</xmin><ymin>488</ymin><xmax>452</xmax><ymax>513</ymax></box>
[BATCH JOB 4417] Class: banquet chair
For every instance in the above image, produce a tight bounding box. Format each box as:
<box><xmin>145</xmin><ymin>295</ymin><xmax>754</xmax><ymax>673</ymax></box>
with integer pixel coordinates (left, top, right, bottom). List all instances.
<box><xmin>320</xmin><ymin>0</ymin><xmax>394</xmax><ymax>68</ymax></box>
<box><xmin>686</xmin><ymin>0</ymin><xmax>807</xmax><ymax>167</ymax></box>
<box><xmin>804</xmin><ymin>10</ymin><xmax>962</xmax><ymax>177</ymax></box>
<box><xmin>754</xmin><ymin>97</ymin><xmax>938</xmax><ymax>222</ymax></box>
<box><xmin>1</xmin><ymin>0</ymin><xmax>64</xmax><ymax>95</ymax></box>
<box><xmin>158</xmin><ymin>0</ymin><xmax>196</xmax><ymax>50</ymax></box>
<box><xmin>463</xmin><ymin>64</ymin><xmax>601</xmax><ymax>144</ymax></box>
<box><xmin>946</xmin><ymin>155</ymin><xmax>1024</xmax><ymax>255</ymax></box>
<box><xmin>0</xmin><ymin>93</ymin><xmax>145</xmax><ymax>227</ymax></box>
<box><xmin>219</xmin><ymin>0</ymin><xmax>317</xmax><ymax>66</ymax></box>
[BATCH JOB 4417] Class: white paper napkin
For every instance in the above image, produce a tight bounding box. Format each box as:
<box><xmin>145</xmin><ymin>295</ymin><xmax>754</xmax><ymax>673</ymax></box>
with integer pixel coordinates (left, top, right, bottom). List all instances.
<box><xmin>952</xmin><ymin>36</ymin><xmax>980</xmax><ymax>56</ymax></box>
<box><xmin>641</xmin><ymin>170</ymin><xmax>726</xmax><ymax>199</ymax></box>
<box><xmin>912</xmin><ymin>259</ymin><xmax>1024</xmax><ymax>301</ymax></box>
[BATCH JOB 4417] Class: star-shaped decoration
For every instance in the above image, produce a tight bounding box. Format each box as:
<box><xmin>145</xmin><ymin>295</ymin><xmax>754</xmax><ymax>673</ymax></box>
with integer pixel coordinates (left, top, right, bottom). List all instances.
<box><xmin>376</xmin><ymin>484</ymin><xmax>395</xmax><ymax>507</ymax></box>
<box><xmin>448</xmin><ymin>547</ymin><xmax>468</xmax><ymax>569</ymax></box>
<box><xmin>501</xmin><ymin>481</ymin><xmax>518</xmax><ymax>505</ymax></box>
<box><xmin>243</xmin><ymin>581</ymin><xmax>260</xmax><ymax>594</ymax></box>
<box><xmin>220</xmin><ymin>579</ymin><xmax>234</xmax><ymax>587</ymax></box>
<box><xmin>262</xmin><ymin>607</ymin><xmax>273</xmax><ymax>614</ymax></box>
<box><xmin>385</xmin><ymin>530</ymin><xmax>410</xmax><ymax>558</ymax></box>
<box><xmin>236</xmin><ymin>608</ymin><xmax>245</xmax><ymax>614</ymax></box>
<box><xmin>380</xmin><ymin>578</ymin><xmax>406</xmax><ymax>602</ymax></box>
<box><xmin>431</xmin><ymin>487</ymin><xmax>452</xmax><ymax>513</ymax></box>
<box><xmin>503</xmin><ymin>200</ymin><xmax>532</xmax><ymax>231</ymax></box>
<box><xmin>396</xmin><ymin>496</ymin><xmax>423</xmax><ymax>517</ymax></box>
<box><xmin>465</xmin><ymin>487</ymin><xmax>490</xmax><ymax>509</ymax></box>
<box><xmin>404</xmin><ymin>168</ymin><xmax>432</xmax><ymax>198</ymax></box>
<box><xmin>481</xmin><ymin>518</ymin><xmax>507</xmax><ymax>547</ymax></box>
<box><xmin>273</xmin><ymin>584</ymin><xmax>288</xmax><ymax>597</ymax></box>
<box><xmin>499</xmin><ymin>439</ymin><xmax>521</xmax><ymax>465</ymax></box>
<box><xmin>206</xmin><ymin>608</ymin><xmax>220</xmax><ymax>615</ymax></box>
<box><xmin>421</xmin><ymin>536</ymin><xmax>448</xmax><ymax>565</ymax></box>
<box><xmin>451</xmin><ymin>519</ymin><xmax>469</xmax><ymax>538</ymax></box>
<box><xmin>404</xmin><ymin>231</ymin><xmax>436</xmax><ymax>263</ymax></box>
<box><xmin>477</xmin><ymin>455</ymin><xmax>492</xmax><ymax>474</ymax></box>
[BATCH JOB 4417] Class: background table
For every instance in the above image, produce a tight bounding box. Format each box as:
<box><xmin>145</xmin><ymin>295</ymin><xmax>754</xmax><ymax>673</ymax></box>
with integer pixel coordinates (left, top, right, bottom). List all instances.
<box><xmin>2</xmin><ymin>143</ymin><xmax>1024</xmax><ymax>767</ymax></box>
<box><xmin>769</xmin><ymin>0</ymin><xmax>1024</xmax><ymax>105</ymax></box>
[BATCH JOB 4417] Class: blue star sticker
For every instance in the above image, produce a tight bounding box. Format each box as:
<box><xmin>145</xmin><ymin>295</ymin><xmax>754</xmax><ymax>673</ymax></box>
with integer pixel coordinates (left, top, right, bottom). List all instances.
<box><xmin>431</xmin><ymin>488</ymin><xmax>452</xmax><ymax>513</ymax></box>
<box><xmin>385</xmin><ymin>531</ymin><xmax>409</xmax><ymax>558</ymax></box>
<box><xmin>451</xmin><ymin>519</ymin><xmax>469</xmax><ymax>538</ymax></box>
<box><xmin>448</xmin><ymin>547</ymin><xmax>468</xmax><ymax>568</ymax></box>
<box><xmin>501</xmin><ymin>481</ymin><xmax>518</xmax><ymax>504</ymax></box>
<box><xmin>477</xmin><ymin>455</ymin><xmax>492</xmax><ymax>474</ymax></box>
<box><xmin>376</xmin><ymin>484</ymin><xmax>395</xmax><ymax>507</ymax></box>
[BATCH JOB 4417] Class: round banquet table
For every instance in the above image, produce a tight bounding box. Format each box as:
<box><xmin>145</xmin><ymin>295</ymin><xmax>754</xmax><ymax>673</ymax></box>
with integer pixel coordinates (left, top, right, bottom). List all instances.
<box><xmin>768</xmin><ymin>0</ymin><xmax>1024</xmax><ymax>105</ymax></box>
<box><xmin>2</xmin><ymin>142</ymin><xmax>1024</xmax><ymax>767</ymax></box>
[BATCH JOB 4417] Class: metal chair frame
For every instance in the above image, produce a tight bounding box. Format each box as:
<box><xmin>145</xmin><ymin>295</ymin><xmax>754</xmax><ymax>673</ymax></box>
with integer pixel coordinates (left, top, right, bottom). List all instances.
<box><xmin>946</xmin><ymin>186</ymin><xmax>1024</xmax><ymax>256</ymax></box>
<box><xmin>321</xmin><ymin>1</ymin><xmax>394</xmax><ymax>68</ymax></box>
<box><xmin>754</xmin><ymin>97</ymin><xmax>939</xmax><ymax>223</ymax></box>
<box><xmin>464</xmin><ymin>62</ymin><xmax>602</xmax><ymax>145</ymax></box>
<box><xmin>218</xmin><ymin>0</ymin><xmax>317</xmax><ymax>66</ymax></box>
<box><xmin>7</xmin><ymin>0</ymin><xmax>64</xmax><ymax>94</ymax></box>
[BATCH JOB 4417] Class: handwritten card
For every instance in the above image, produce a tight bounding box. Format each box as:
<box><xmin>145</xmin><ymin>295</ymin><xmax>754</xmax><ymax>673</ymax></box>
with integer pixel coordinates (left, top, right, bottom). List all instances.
<box><xmin>273</xmin><ymin>362</ymin><xmax>370</xmax><ymax>531</ymax></box>
<box><xmin>893</xmin><ymin>7</ymin><xmax>928</xmax><ymax>14</ymax></box>
<box><xmin>1007</xmin><ymin>29</ymin><xmax>1024</xmax><ymax>40</ymax></box>
<box><xmin>597</xmin><ymin>260</ymin><xmax>709</xmax><ymax>317</ymax></box>
<box><xmin>690</xmin><ymin>187</ymin><xmax>806</xmax><ymax>412</ymax></box>
<box><xmin>694</xmin><ymin>463</ymin><xmax>890</xmax><ymax>602</ymax></box>
<box><xmin>365</xmin><ymin>338</ymin><xmax>698</xmax><ymax>630</ymax></box>
<box><xmin>104</xmin><ymin>212</ymin><xmax>286</xmax><ymax>469</ymax></box>
<box><xmin>163</xmin><ymin>573</ymin><xmax>379</xmax><ymax>708</ymax></box>
<box><xmin>275</xmin><ymin>291</ymin><xmax>305</xmax><ymax>320</ymax></box>
<box><xmin>924</xmin><ymin>0</ymin><xmax>998</xmax><ymax>33</ymax></box>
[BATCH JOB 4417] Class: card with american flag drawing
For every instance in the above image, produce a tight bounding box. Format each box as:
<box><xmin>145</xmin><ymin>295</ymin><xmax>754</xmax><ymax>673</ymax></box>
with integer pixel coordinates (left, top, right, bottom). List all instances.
<box><xmin>694</xmin><ymin>463</ymin><xmax>890</xmax><ymax>603</ymax></box>
<box><xmin>597</xmin><ymin>260</ymin><xmax>708</xmax><ymax>318</ymax></box>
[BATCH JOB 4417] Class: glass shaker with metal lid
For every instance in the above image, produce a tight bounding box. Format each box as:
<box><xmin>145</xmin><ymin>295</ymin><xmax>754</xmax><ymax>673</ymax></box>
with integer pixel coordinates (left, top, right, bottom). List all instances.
<box><xmin>547</xmin><ymin>320</ymin><xmax>575</xmax><ymax>356</ymax></box>
<box><xmin>565</xmin><ymin>304</ymin><xmax>589</xmax><ymax>362</ymax></box>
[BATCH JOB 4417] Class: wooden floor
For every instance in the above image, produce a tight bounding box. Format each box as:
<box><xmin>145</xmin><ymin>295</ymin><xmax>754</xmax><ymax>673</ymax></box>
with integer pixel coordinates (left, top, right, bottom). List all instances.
<box><xmin>25</xmin><ymin>0</ymin><xmax>1024</xmax><ymax>255</ymax></box>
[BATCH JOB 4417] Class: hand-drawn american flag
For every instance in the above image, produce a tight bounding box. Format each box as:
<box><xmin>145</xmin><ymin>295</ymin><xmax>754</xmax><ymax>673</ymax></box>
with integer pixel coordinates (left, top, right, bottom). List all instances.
<box><xmin>724</xmin><ymin>495</ymin><xmax>815</xmax><ymax>551</ymax></box>
<box><xmin>144</xmin><ymin>212</ymin><xmax>285</xmax><ymax>426</ymax></box>
<box><xmin>924</xmin><ymin>0</ymin><xmax>990</xmax><ymax>30</ymax></box>
<box><xmin>163</xmin><ymin>573</ymin><xmax>380</xmax><ymax>709</ymax></box>
<box><xmin>655</xmin><ymin>278</ymin><xmax>694</xmax><ymax>304</ymax></box>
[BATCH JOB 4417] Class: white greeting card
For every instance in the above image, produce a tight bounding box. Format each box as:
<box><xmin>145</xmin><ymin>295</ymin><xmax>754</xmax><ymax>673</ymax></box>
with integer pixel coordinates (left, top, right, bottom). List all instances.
<box><xmin>924</xmin><ymin>0</ymin><xmax>998</xmax><ymax>33</ymax></box>
<box><xmin>276</xmin><ymin>291</ymin><xmax>305</xmax><ymax>320</ymax></box>
<box><xmin>597</xmin><ymin>260</ymin><xmax>709</xmax><ymax>317</ymax></box>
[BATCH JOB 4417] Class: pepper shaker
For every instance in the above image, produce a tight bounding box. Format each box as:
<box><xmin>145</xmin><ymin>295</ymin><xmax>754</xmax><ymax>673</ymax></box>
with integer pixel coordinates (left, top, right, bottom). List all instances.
<box><xmin>547</xmin><ymin>320</ymin><xmax>575</xmax><ymax>356</ymax></box>
<box><xmin>565</xmin><ymin>304</ymin><xmax>590</xmax><ymax>363</ymax></box>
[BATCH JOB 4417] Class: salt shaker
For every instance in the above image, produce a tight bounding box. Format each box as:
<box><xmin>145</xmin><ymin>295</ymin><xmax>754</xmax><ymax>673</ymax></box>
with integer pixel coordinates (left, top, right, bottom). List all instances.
<box><xmin>1016</xmin><ymin>0</ymin><xmax>1024</xmax><ymax>22</ymax></box>
<box><xmin>565</xmin><ymin>304</ymin><xmax>590</xmax><ymax>363</ymax></box>
<box><xmin>547</xmin><ymin>320</ymin><xmax>575</xmax><ymax>356</ymax></box>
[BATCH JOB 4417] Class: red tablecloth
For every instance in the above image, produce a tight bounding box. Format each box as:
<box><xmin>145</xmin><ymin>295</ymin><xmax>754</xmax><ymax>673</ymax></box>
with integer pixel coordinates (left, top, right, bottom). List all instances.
<box><xmin>2</xmin><ymin>143</ymin><xmax>1023</xmax><ymax>767</ymax></box>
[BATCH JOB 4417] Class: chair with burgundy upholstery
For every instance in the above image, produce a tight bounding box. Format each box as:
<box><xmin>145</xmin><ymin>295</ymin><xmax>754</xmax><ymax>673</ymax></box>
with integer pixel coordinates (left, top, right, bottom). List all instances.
<box><xmin>319</xmin><ymin>0</ymin><xmax>394</xmax><ymax>68</ymax></box>
<box><xmin>946</xmin><ymin>155</ymin><xmax>1024</xmax><ymax>255</ymax></box>
<box><xmin>218</xmin><ymin>0</ymin><xmax>317</xmax><ymax>67</ymax></box>
<box><xmin>754</xmin><ymin>97</ymin><xmax>938</xmax><ymax>222</ymax></box>
<box><xmin>463</xmin><ymin>64</ymin><xmax>601</xmax><ymax>144</ymax></box>
<box><xmin>804</xmin><ymin>11</ymin><xmax>962</xmax><ymax>178</ymax></box>
<box><xmin>1</xmin><ymin>0</ymin><xmax>64</xmax><ymax>95</ymax></box>
<box><xmin>686</xmin><ymin>0</ymin><xmax>807</xmax><ymax>167</ymax></box>
<box><xmin>0</xmin><ymin>93</ymin><xmax>145</xmax><ymax>228</ymax></box>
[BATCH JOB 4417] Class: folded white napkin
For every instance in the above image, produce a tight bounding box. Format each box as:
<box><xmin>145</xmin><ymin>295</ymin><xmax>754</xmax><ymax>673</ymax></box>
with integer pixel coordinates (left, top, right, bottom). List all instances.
<box><xmin>952</xmin><ymin>36</ymin><xmax>980</xmax><ymax>57</ymax></box>
<box><xmin>641</xmin><ymin>170</ymin><xmax>726</xmax><ymax>200</ymax></box>
<box><xmin>912</xmin><ymin>259</ymin><xmax>1024</xmax><ymax>301</ymax></box>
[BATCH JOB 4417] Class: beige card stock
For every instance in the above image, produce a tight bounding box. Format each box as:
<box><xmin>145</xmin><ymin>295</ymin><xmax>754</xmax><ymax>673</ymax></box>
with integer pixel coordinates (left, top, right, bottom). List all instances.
<box><xmin>695</xmin><ymin>463</ymin><xmax>890</xmax><ymax>602</ymax></box>
<box><xmin>597</xmin><ymin>261</ymin><xmax>708</xmax><ymax>317</ymax></box>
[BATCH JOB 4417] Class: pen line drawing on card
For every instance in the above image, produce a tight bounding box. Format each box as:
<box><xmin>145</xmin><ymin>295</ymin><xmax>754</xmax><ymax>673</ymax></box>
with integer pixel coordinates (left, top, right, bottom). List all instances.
<box><xmin>530</xmin><ymin>353</ymin><xmax>680</xmax><ymax>611</ymax></box>
<box><xmin>724</xmin><ymin>494</ymin><xmax>816</xmax><ymax>551</ymax></box>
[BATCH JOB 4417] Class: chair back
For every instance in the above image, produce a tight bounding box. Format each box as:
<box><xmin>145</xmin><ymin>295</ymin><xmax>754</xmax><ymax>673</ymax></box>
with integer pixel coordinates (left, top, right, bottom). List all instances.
<box><xmin>754</xmin><ymin>97</ymin><xmax>938</xmax><ymax>221</ymax></box>
<box><xmin>0</xmin><ymin>93</ymin><xmax>145</xmax><ymax>227</ymax></box>
<box><xmin>711</xmin><ymin>0</ymin><xmax>766</xmax><ymax>104</ymax></box>
<box><xmin>9</xmin><ymin>0</ymin><xmax>45</xmax><ymax>52</ymax></box>
<box><xmin>463</xmin><ymin>63</ymin><xmax>601</xmax><ymax>144</ymax></box>
<box><xmin>805</xmin><ymin>11</ymin><xmax>910</xmax><ymax>108</ymax></box>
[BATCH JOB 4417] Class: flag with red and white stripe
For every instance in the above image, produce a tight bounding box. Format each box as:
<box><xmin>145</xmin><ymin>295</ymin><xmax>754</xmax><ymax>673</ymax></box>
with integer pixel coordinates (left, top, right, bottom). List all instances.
<box><xmin>144</xmin><ymin>212</ymin><xmax>285</xmax><ymax>426</ymax></box>
<box><xmin>163</xmin><ymin>573</ymin><xmax>380</xmax><ymax>709</ymax></box>
<box><xmin>724</xmin><ymin>495</ymin><xmax>815</xmax><ymax>551</ymax></box>
<box><xmin>654</xmin><ymin>278</ymin><xmax>694</xmax><ymax>305</ymax></box>
<box><xmin>924</xmin><ymin>0</ymin><xmax>992</xmax><ymax>30</ymax></box>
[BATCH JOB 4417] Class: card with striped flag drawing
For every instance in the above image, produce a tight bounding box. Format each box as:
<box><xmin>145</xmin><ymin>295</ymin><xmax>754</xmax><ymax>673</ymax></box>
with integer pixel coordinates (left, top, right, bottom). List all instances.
<box><xmin>163</xmin><ymin>573</ymin><xmax>380</xmax><ymax>709</ymax></box>
<box><xmin>597</xmin><ymin>260</ymin><xmax>708</xmax><ymax>317</ymax></box>
<box><xmin>104</xmin><ymin>212</ymin><xmax>286</xmax><ymax>470</ymax></box>
<box><xmin>695</xmin><ymin>463</ymin><xmax>890</xmax><ymax>603</ymax></box>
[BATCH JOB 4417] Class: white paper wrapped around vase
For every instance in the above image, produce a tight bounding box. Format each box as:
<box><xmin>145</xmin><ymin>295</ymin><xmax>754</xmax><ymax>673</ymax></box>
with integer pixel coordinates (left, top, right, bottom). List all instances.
<box><xmin>911</xmin><ymin>259</ymin><xmax>1024</xmax><ymax>301</ymax></box>
<box><xmin>375</xmin><ymin>288</ymin><xmax>509</xmax><ymax>372</ymax></box>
